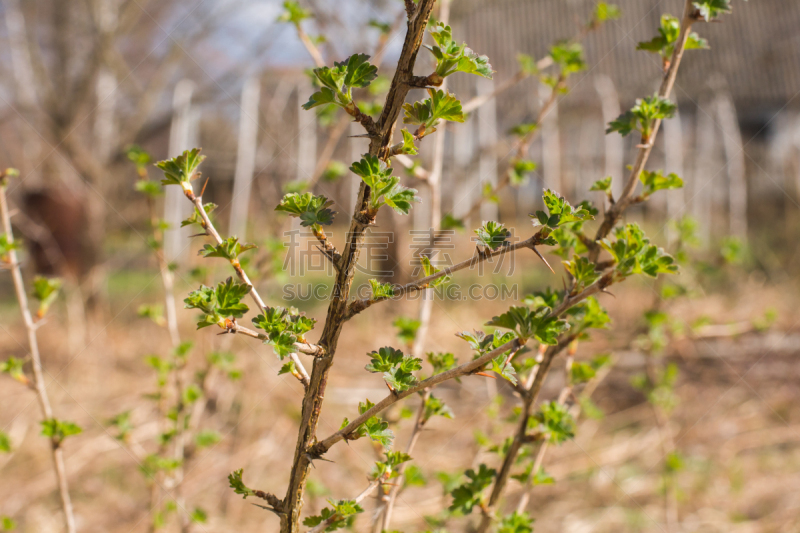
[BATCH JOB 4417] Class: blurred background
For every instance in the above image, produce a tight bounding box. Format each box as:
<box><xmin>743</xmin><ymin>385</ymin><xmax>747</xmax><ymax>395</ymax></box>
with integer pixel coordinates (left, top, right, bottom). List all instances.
<box><xmin>1</xmin><ymin>0</ymin><xmax>799</xmax><ymax>531</ymax></box>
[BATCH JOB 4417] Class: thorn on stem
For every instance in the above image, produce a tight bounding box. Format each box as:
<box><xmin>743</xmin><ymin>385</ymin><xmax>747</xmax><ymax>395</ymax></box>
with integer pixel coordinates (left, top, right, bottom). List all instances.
<box><xmin>531</xmin><ymin>246</ymin><xmax>555</xmax><ymax>274</ymax></box>
<box><xmin>200</xmin><ymin>176</ymin><xmax>209</xmax><ymax>197</ymax></box>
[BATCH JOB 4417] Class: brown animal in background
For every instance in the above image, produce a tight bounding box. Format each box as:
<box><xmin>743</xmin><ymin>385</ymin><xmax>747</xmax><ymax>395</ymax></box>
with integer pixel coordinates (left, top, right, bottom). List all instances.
<box><xmin>22</xmin><ymin>188</ymin><xmax>96</xmax><ymax>283</ymax></box>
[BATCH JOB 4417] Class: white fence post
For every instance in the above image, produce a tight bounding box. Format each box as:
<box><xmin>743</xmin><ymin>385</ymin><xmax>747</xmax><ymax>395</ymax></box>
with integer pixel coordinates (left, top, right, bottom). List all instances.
<box><xmin>229</xmin><ymin>77</ymin><xmax>261</xmax><ymax>240</ymax></box>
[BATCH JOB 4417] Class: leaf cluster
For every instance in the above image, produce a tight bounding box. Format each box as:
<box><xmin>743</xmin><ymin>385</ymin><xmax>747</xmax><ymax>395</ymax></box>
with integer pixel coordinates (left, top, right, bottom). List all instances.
<box><xmin>184</xmin><ymin>277</ymin><xmax>251</xmax><ymax>329</ymax></box>
<box><xmin>365</xmin><ymin>346</ymin><xmax>422</xmax><ymax>392</ymax></box>
<box><xmin>600</xmin><ymin>223</ymin><xmax>678</xmax><ymax>279</ymax></box>
<box><xmin>156</xmin><ymin>148</ymin><xmax>205</xmax><ymax>187</ymax></box>
<box><xmin>252</xmin><ymin>306</ymin><xmax>316</xmax><ymax>358</ymax></box>
<box><xmin>341</xmin><ymin>399</ymin><xmax>393</xmax><ymax>448</ymax></box>
<box><xmin>426</xmin><ymin>22</ymin><xmax>493</xmax><ymax>82</ymax></box>
<box><xmin>606</xmin><ymin>94</ymin><xmax>677</xmax><ymax>139</ymax></box>
<box><xmin>350</xmin><ymin>155</ymin><xmax>420</xmax><ymax>215</ymax></box>
<box><xmin>638</xmin><ymin>169</ymin><xmax>683</xmax><ymax>198</ymax></box>
<box><xmin>31</xmin><ymin>276</ymin><xmax>62</xmax><ymax>316</ymax></box>
<box><xmin>449</xmin><ymin>464</ymin><xmax>496</xmax><ymax>514</ymax></box>
<box><xmin>486</xmin><ymin>306</ymin><xmax>569</xmax><ymax>345</ymax></box>
<box><xmin>200</xmin><ymin>237</ymin><xmax>257</xmax><ymax>262</ymax></box>
<box><xmin>275</xmin><ymin>192</ymin><xmax>336</xmax><ymax>228</ymax></box>
<box><xmin>403</xmin><ymin>88</ymin><xmax>465</xmax><ymax>136</ymax></box>
<box><xmin>302</xmin><ymin>499</ymin><xmax>363</xmax><ymax>531</ymax></box>
<box><xmin>41</xmin><ymin>418</ymin><xmax>83</xmax><ymax>445</ymax></box>
<box><xmin>474</xmin><ymin>221</ymin><xmax>510</xmax><ymax>251</ymax></box>
<box><xmin>531</xmin><ymin>189</ymin><xmax>593</xmax><ymax>231</ymax></box>
<box><xmin>637</xmin><ymin>14</ymin><xmax>708</xmax><ymax>61</ymax></box>
<box><xmin>302</xmin><ymin>54</ymin><xmax>378</xmax><ymax>110</ymax></box>
<box><xmin>531</xmin><ymin>401</ymin><xmax>575</xmax><ymax>444</ymax></box>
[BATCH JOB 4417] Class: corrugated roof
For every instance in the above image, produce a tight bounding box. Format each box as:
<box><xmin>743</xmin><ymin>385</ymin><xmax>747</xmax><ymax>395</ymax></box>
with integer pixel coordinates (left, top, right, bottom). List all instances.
<box><xmin>451</xmin><ymin>0</ymin><xmax>800</xmax><ymax>112</ymax></box>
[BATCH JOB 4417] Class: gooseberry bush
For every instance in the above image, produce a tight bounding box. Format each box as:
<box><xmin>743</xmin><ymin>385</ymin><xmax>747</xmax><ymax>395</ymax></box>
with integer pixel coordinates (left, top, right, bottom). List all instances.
<box><xmin>151</xmin><ymin>1</ymin><xmax>742</xmax><ymax>532</ymax></box>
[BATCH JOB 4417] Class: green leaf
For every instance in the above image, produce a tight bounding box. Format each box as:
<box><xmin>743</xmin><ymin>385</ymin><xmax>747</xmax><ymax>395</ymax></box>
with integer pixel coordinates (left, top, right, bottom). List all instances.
<box><xmin>474</xmin><ymin>221</ymin><xmax>510</xmax><ymax>251</ymax></box>
<box><xmin>424</xmin><ymin>395</ymin><xmax>454</xmax><ymax>420</ymax></box>
<box><xmin>449</xmin><ymin>464</ymin><xmax>496</xmax><ymax>514</ymax></box>
<box><xmin>402</xmin><ymin>89</ymin><xmax>465</xmax><ymax>132</ymax></box>
<box><xmin>549</xmin><ymin>41</ymin><xmax>586</xmax><ymax>76</ymax></box>
<box><xmin>126</xmin><ymin>144</ymin><xmax>152</xmax><ymax>171</ymax></box>
<box><xmin>228</xmin><ymin>468</ymin><xmax>256</xmax><ymax>499</ymax></box>
<box><xmin>508</xmin><ymin>159</ymin><xmax>536</xmax><ymax>186</ymax></box>
<box><xmin>340</xmin><ymin>53</ymin><xmax>378</xmax><ymax>89</ymax></box>
<box><xmin>302</xmin><ymin>87</ymin><xmax>339</xmax><ymax>110</ymax></box>
<box><xmin>509</xmin><ymin>122</ymin><xmax>538</xmax><ymax>138</ymax></box>
<box><xmin>594</xmin><ymin>2</ymin><xmax>622</xmax><ymax>22</ymax></box>
<box><xmin>441</xmin><ymin>214</ymin><xmax>465</xmax><ymax>231</ymax></box>
<box><xmin>562</xmin><ymin>256</ymin><xmax>601</xmax><ymax>292</ymax></box>
<box><xmin>400</xmin><ymin>129</ymin><xmax>419</xmax><ymax>155</ymax></box>
<box><xmin>383</xmin><ymin>183</ymin><xmax>420</xmax><ymax>215</ymax></box>
<box><xmin>369</xmin><ymin>279</ymin><xmax>395</xmax><ymax>300</ymax></box>
<box><xmin>1</xmin><ymin>516</ymin><xmax>16</xmax><ymax>530</ymax></box>
<box><xmin>427</xmin><ymin>22</ymin><xmax>493</xmax><ymax>80</ymax></box>
<box><xmin>275</xmin><ymin>192</ymin><xmax>336</xmax><ymax>227</ymax></box>
<box><xmin>486</xmin><ymin>306</ymin><xmax>569</xmax><ymax>344</ymax></box>
<box><xmin>41</xmin><ymin>418</ymin><xmax>82</xmax><ymax>444</ymax></box>
<box><xmin>393</xmin><ymin>316</ymin><xmax>420</xmax><ymax>345</ymax></box>
<box><xmin>590</xmin><ymin>176</ymin><xmax>612</xmax><ymax>194</ymax></box>
<box><xmin>427</xmin><ymin>351</ymin><xmax>457</xmax><ymax>375</ymax></box>
<box><xmin>181</xmin><ymin>202</ymin><xmax>216</xmax><ymax>227</ymax></box>
<box><xmin>155</xmin><ymin>148</ymin><xmax>205</xmax><ymax>187</ymax></box>
<box><xmin>277</xmin><ymin>0</ymin><xmax>311</xmax><ymax>25</ymax></box>
<box><xmin>135</xmin><ymin>180</ymin><xmax>162</xmax><ymax>197</ymax></box>
<box><xmin>420</xmin><ymin>256</ymin><xmax>450</xmax><ymax>288</ymax></box>
<box><xmin>190</xmin><ymin>508</ymin><xmax>208</xmax><ymax>524</ymax></box>
<box><xmin>530</xmin><ymin>189</ymin><xmax>593</xmax><ymax>229</ymax></box>
<box><xmin>693</xmin><ymin>0</ymin><xmax>733</xmax><ymax>22</ymax></box>
<box><xmin>498</xmin><ymin>511</ymin><xmax>535</xmax><ymax>533</ymax></box>
<box><xmin>303</xmin><ymin>499</ymin><xmax>363</xmax><ymax>531</ymax></box>
<box><xmin>195</xmin><ymin>430</ymin><xmax>221</xmax><ymax>448</ymax></box>
<box><xmin>108</xmin><ymin>411</ymin><xmax>134</xmax><ymax>441</ymax></box>
<box><xmin>200</xmin><ymin>237</ymin><xmax>257</xmax><ymax>261</ymax></box>
<box><xmin>600</xmin><ymin>223</ymin><xmax>678</xmax><ymax>279</ymax></box>
<box><xmin>606</xmin><ymin>94</ymin><xmax>677</xmax><ymax>139</ymax></box>
<box><xmin>637</xmin><ymin>15</ymin><xmax>708</xmax><ymax>60</ymax></box>
<box><xmin>321</xmin><ymin>161</ymin><xmax>347</xmax><ymax>182</ymax></box>
<box><xmin>531</xmin><ymin>401</ymin><xmax>575</xmax><ymax>444</ymax></box>
<box><xmin>639</xmin><ymin>169</ymin><xmax>683</xmax><ymax>197</ymax></box>
<box><xmin>31</xmin><ymin>276</ymin><xmax>62</xmax><ymax>316</ymax></box>
<box><xmin>0</xmin><ymin>233</ymin><xmax>21</xmax><ymax>262</ymax></box>
<box><xmin>0</xmin><ymin>431</ymin><xmax>11</xmax><ymax>453</ymax></box>
<box><xmin>252</xmin><ymin>306</ymin><xmax>316</xmax><ymax>358</ymax></box>
<box><xmin>343</xmin><ymin>399</ymin><xmax>394</xmax><ymax>448</ymax></box>
<box><xmin>365</xmin><ymin>347</ymin><xmax>422</xmax><ymax>392</ymax></box>
<box><xmin>184</xmin><ymin>277</ymin><xmax>251</xmax><ymax>329</ymax></box>
<box><xmin>516</xmin><ymin>53</ymin><xmax>538</xmax><ymax>76</ymax></box>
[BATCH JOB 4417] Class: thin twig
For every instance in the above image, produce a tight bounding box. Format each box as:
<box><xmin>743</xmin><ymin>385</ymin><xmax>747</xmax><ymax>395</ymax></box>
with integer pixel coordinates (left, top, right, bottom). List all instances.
<box><xmin>182</xmin><ymin>186</ymin><xmax>311</xmax><ymax>388</ymax></box>
<box><xmin>0</xmin><ymin>176</ymin><xmax>77</xmax><ymax>533</ymax></box>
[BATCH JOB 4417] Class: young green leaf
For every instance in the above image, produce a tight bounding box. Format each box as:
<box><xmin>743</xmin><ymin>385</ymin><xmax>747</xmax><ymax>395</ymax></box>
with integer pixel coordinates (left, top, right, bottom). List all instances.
<box><xmin>420</xmin><ymin>256</ymin><xmax>451</xmax><ymax>287</ymax></box>
<box><xmin>549</xmin><ymin>41</ymin><xmax>586</xmax><ymax>76</ymax></box>
<box><xmin>400</xmin><ymin>129</ymin><xmax>419</xmax><ymax>155</ymax></box>
<box><xmin>1</xmin><ymin>356</ymin><xmax>27</xmax><ymax>384</ymax></box>
<box><xmin>402</xmin><ymin>88</ymin><xmax>465</xmax><ymax>134</ymax></box>
<box><xmin>530</xmin><ymin>189</ymin><xmax>593</xmax><ymax>229</ymax></box>
<box><xmin>426</xmin><ymin>22</ymin><xmax>493</xmax><ymax>81</ymax></box>
<box><xmin>449</xmin><ymin>464</ymin><xmax>496</xmax><ymax>514</ymax></box>
<box><xmin>497</xmin><ymin>511</ymin><xmax>535</xmax><ymax>533</ymax></box>
<box><xmin>393</xmin><ymin>316</ymin><xmax>420</xmax><ymax>345</ymax></box>
<box><xmin>31</xmin><ymin>276</ymin><xmax>62</xmax><ymax>317</ymax></box>
<box><xmin>0</xmin><ymin>233</ymin><xmax>21</xmax><ymax>263</ymax></box>
<box><xmin>637</xmin><ymin>14</ymin><xmax>708</xmax><ymax>62</ymax></box>
<box><xmin>562</xmin><ymin>256</ymin><xmax>600</xmax><ymax>292</ymax></box>
<box><xmin>303</xmin><ymin>499</ymin><xmax>364</xmax><ymax>531</ymax></box>
<box><xmin>365</xmin><ymin>347</ymin><xmax>422</xmax><ymax>392</ymax></box>
<box><xmin>275</xmin><ymin>192</ymin><xmax>336</xmax><ymax>227</ymax></box>
<box><xmin>593</xmin><ymin>2</ymin><xmax>622</xmax><ymax>23</ymax></box>
<box><xmin>277</xmin><ymin>0</ymin><xmax>311</xmax><ymax>25</ymax></box>
<box><xmin>228</xmin><ymin>468</ymin><xmax>257</xmax><ymax>499</ymax></box>
<box><xmin>342</xmin><ymin>399</ymin><xmax>394</xmax><ymax>448</ymax></box>
<box><xmin>638</xmin><ymin>169</ymin><xmax>683</xmax><ymax>197</ymax></box>
<box><xmin>474</xmin><ymin>221</ymin><xmax>510</xmax><ymax>251</ymax></box>
<box><xmin>369</xmin><ymin>279</ymin><xmax>395</xmax><ymax>300</ymax></box>
<box><xmin>427</xmin><ymin>351</ymin><xmax>457</xmax><ymax>375</ymax></box>
<box><xmin>606</xmin><ymin>94</ymin><xmax>677</xmax><ymax>139</ymax></box>
<box><xmin>531</xmin><ymin>401</ymin><xmax>575</xmax><ymax>444</ymax></box>
<box><xmin>184</xmin><ymin>277</ymin><xmax>251</xmax><ymax>329</ymax></box>
<box><xmin>200</xmin><ymin>237</ymin><xmax>257</xmax><ymax>262</ymax></box>
<box><xmin>156</xmin><ymin>148</ymin><xmax>205</xmax><ymax>188</ymax></box>
<box><xmin>181</xmin><ymin>202</ymin><xmax>216</xmax><ymax>228</ymax></box>
<box><xmin>486</xmin><ymin>306</ymin><xmax>569</xmax><ymax>344</ymax></box>
<box><xmin>693</xmin><ymin>0</ymin><xmax>734</xmax><ymax>22</ymax></box>
<box><xmin>600</xmin><ymin>223</ymin><xmax>678</xmax><ymax>279</ymax></box>
<box><xmin>0</xmin><ymin>430</ymin><xmax>11</xmax><ymax>453</ymax></box>
<box><xmin>41</xmin><ymin>418</ymin><xmax>83</xmax><ymax>445</ymax></box>
<box><xmin>508</xmin><ymin>159</ymin><xmax>536</xmax><ymax>186</ymax></box>
<box><xmin>340</xmin><ymin>53</ymin><xmax>378</xmax><ymax>89</ymax></box>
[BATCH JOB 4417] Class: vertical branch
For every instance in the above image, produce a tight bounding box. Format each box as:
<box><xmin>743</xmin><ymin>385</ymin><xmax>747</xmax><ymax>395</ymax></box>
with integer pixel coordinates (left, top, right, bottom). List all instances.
<box><xmin>280</xmin><ymin>2</ymin><xmax>438</xmax><ymax>531</ymax></box>
<box><xmin>0</xmin><ymin>177</ymin><xmax>77</xmax><ymax>533</ymax></box>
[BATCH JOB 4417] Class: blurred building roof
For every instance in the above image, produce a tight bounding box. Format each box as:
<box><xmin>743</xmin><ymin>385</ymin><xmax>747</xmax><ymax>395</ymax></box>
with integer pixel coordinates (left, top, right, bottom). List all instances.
<box><xmin>451</xmin><ymin>0</ymin><xmax>800</xmax><ymax>114</ymax></box>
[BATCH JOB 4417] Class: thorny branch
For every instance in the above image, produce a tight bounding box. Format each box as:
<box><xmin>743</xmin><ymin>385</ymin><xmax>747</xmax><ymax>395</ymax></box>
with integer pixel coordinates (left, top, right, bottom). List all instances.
<box><xmin>180</xmin><ymin>184</ymin><xmax>312</xmax><ymax>388</ymax></box>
